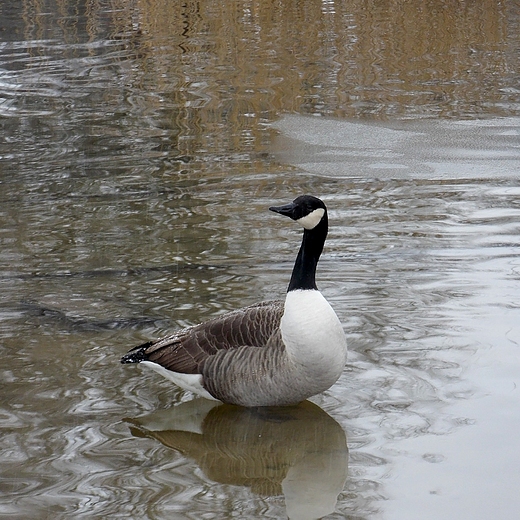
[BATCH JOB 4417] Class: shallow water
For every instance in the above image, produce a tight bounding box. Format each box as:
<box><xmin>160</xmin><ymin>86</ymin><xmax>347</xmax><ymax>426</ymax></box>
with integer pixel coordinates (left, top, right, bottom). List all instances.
<box><xmin>1</xmin><ymin>1</ymin><xmax>520</xmax><ymax>519</ymax></box>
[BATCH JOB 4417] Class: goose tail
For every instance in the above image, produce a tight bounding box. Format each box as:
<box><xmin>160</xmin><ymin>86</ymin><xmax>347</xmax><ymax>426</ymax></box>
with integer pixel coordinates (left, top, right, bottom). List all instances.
<box><xmin>121</xmin><ymin>341</ymin><xmax>153</xmax><ymax>364</ymax></box>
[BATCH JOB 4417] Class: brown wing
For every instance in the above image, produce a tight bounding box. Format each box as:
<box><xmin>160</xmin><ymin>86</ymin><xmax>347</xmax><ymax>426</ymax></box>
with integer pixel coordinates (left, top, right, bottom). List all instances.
<box><xmin>121</xmin><ymin>300</ymin><xmax>285</xmax><ymax>374</ymax></box>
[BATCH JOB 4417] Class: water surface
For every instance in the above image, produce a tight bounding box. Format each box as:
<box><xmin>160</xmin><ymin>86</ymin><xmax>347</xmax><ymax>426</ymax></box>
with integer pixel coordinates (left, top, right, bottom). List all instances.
<box><xmin>1</xmin><ymin>1</ymin><xmax>520</xmax><ymax>519</ymax></box>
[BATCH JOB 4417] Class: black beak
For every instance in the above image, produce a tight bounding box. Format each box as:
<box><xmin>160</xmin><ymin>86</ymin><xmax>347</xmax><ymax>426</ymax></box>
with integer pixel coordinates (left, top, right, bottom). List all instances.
<box><xmin>269</xmin><ymin>202</ymin><xmax>297</xmax><ymax>219</ymax></box>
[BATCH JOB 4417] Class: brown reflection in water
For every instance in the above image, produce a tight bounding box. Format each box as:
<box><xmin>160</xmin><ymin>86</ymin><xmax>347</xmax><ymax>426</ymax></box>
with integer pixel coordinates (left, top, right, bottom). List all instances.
<box><xmin>127</xmin><ymin>399</ymin><xmax>348</xmax><ymax>520</ymax></box>
<box><xmin>16</xmin><ymin>0</ymin><xmax>519</xmax><ymax>162</ymax></box>
<box><xmin>131</xmin><ymin>0</ymin><xmax>515</xmax><ymax>119</ymax></box>
<box><xmin>7</xmin><ymin>0</ymin><xmax>517</xmax><ymax>195</ymax></box>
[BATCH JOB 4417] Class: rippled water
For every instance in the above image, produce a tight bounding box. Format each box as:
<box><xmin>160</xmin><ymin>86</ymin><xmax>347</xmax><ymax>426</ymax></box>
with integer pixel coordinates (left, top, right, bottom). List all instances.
<box><xmin>1</xmin><ymin>1</ymin><xmax>520</xmax><ymax>519</ymax></box>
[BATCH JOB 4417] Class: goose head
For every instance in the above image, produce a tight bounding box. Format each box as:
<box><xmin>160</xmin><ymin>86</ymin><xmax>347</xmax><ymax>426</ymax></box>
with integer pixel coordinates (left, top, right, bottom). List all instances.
<box><xmin>269</xmin><ymin>195</ymin><xmax>327</xmax><ymax>230</ymax></box>
<box><xmin>269</xmin><ymin>195</ymin><xmax>328</xmax><ymax>292</ymax></box>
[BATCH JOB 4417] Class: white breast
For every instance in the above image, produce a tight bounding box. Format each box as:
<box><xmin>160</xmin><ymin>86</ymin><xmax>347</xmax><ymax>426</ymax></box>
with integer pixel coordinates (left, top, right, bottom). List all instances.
<box><xmin>280</xmin><ymin>290</ymin><xmax>347</xmax><ymax>380</ymax></box>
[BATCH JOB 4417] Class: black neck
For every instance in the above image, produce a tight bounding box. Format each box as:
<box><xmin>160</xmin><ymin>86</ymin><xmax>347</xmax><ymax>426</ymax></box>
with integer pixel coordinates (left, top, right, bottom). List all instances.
<box><xmin>287</xmin><ymin>213</ymin><xmax>328</xmax><ymax>292</ymax></box>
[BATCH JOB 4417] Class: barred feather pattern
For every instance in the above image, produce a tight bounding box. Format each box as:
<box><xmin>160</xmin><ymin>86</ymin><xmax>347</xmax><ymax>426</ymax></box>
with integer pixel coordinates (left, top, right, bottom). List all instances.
<box><xmin>200</xmin><ymin>342</ymin><xmax>290</xmax><ymax>406</ymax></box>
<box><xmin>122</xmin><ymin>300</ymin><xmax>285</xmax><ymax>377</ymax></box>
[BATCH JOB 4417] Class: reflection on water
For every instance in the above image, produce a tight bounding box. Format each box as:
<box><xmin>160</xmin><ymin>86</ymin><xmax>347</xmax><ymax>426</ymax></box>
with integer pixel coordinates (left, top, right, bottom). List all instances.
<box><xmin>1</xmin><ymin>0</ymin><xmax>520</xmax><ymax>519</ymax></box>
<box><xmin>127</xmin><ymin>400</ymin><xmax>348</xmax><ymax>520</ymax></box>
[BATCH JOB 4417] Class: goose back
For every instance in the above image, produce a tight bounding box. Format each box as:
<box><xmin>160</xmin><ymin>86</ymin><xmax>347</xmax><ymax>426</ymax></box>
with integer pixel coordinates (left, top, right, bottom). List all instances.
<box><xmin>122</xmin><ymin>300</ymin><xmax>285</xmax><ymax>375</ymax></box>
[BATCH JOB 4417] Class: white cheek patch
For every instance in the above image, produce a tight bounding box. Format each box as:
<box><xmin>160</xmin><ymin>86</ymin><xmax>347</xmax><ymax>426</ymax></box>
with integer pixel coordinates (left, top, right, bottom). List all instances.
<box><xmin>297</xmin><ymin>208</ymin><xmax>325</xmax><ymax>230</ymax></box>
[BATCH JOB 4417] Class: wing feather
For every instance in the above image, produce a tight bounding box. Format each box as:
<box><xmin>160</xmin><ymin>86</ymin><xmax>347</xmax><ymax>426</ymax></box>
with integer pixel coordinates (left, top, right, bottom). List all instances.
<box><xmin>121</xmin><ymin>300</ymin><xmax>285</xmax><ymax>375</ymax></box>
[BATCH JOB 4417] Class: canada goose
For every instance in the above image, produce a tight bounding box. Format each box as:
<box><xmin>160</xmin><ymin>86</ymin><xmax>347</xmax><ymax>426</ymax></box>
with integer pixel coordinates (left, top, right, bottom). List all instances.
<box><xmin>121</xmin><ymin>195</ymin><xmax>347</xmax><ymax>407</ymax></box>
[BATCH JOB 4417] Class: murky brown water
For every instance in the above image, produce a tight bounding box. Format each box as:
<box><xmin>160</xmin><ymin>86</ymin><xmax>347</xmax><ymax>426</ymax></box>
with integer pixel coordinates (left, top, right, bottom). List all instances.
<box><xmin>1</xmin><ymin>1</ymin><xmax>520</xmax><ymax>519</ymax></box>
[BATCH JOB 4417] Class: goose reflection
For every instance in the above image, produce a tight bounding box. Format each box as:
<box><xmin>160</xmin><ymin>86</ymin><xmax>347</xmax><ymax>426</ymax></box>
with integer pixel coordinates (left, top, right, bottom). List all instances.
<box><xmin>126</xmin><ymin>400</ymin><xmax>348</xmax><ymax>520</ymax></box>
